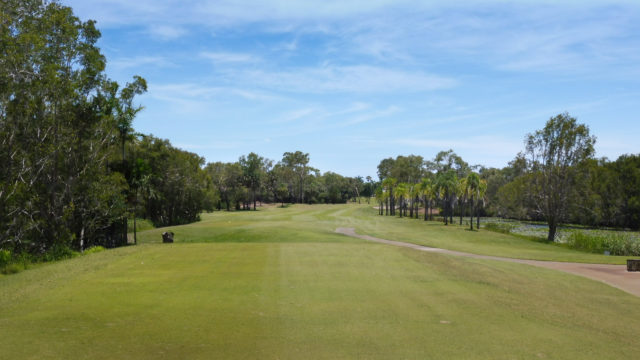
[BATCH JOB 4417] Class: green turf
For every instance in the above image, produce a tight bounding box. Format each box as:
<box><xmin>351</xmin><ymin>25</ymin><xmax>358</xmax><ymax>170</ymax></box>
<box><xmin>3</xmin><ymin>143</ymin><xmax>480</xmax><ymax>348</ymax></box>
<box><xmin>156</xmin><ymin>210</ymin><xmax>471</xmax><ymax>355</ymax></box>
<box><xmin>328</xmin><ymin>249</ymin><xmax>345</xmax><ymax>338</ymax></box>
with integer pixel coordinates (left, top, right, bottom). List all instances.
<box><xmin>1</xmin><ymin>204</ymin><xmax>639</xmax><ymax>359</ymax></box>
<box><xmin>137</xmin><ymin>204</ymin><xmax>636</xmax><ymax>264</ymax></box>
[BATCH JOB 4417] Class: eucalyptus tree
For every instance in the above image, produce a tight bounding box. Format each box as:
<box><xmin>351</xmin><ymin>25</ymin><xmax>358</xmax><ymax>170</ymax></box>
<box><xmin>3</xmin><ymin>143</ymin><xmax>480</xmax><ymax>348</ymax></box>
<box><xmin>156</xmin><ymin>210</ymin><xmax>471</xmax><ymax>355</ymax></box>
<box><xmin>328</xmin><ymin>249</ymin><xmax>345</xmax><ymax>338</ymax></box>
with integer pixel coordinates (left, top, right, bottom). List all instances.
<box><xmin>525</xmin><ymin>113</ymin><xmax>596</xmax><ymax>242</ymax></box>
<box><xmin>0</xmin><ymin>0</ymin><xmax>147</xmax><ymax>252</ymax></box>
<box><xmin>239</xmin><ymin>152</ymin><xmax>267</xmax><ymax>210</ymax></box>
<box><xmin>282</xmin><ymin>151</ymin><xmax>311</xmax><ymax>203</ymax></box>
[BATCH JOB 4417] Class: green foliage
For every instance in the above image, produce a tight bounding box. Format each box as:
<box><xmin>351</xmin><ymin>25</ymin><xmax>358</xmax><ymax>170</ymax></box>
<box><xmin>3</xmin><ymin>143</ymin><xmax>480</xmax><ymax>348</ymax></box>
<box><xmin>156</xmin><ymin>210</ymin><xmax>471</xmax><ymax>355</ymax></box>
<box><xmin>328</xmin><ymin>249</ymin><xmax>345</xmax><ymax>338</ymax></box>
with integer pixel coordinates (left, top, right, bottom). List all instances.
<box><xmin>566</xmin><ymin>231</ymin><xmax>640</xmax><ymax>256</ymax></box>
<box><xmin>127</xmin><ymin>218</ymin><xmax>155</xmax><ymax>233</ymax></box>
<box><xmin>0</xmin><ymin>249</ymin><xmax>10</xmax><ymax>268</ymax></box>
<box><xmin>0</xmin><ymin>0</ymin><xmax>140</xmax><ymax>254</ymax></box>
<box><xmin>39</xmin><ymin>245</ymin><xmax>80</xmax><ymax>263</ymax></box>
<box><xmin>83</xmin><ymin>246</ymin><xmax>106</xmax><ymax>255</ymax></box>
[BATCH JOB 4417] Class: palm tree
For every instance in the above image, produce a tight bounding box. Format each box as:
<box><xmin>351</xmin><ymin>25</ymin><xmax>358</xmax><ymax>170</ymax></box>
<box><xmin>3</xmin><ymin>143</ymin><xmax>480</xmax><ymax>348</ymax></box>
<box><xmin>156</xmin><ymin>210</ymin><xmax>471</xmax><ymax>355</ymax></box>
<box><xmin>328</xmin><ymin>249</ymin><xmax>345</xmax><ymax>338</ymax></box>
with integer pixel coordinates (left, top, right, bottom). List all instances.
<box><xmin>436</xmin><ymin>170</ymin><xmax>457</xmax><ymax>225</ymax></box>
<box><xmin>418</xmin><ymin>178</ymin><xmax>433</xmax><ymax>221</ymax></box>
<box><xmin>477</xmin><ymin>179</ymin><xmax>488</xmax><ymax>229</ymax></box>
<box><xmin>382</xmin><ymin>177</ymin><xmax>397</xmax><ymax>216</ymax></box>
<box><xmin>409</xmin><ymin>184</ymin><xmax>419</xmax><ymax>218</ymax></box>
<box><xmin>375</xmin><ymin>186</ymin><xmax>385</xmax><ymax>216</ymax></box>
<box><xmin>395</xmin><ymin>183</ymin><xmax>409</xmax><ymax>218</ymax></box>
<box><xmin>457</xmin><ymin>177</ymin><xmax>468</xmax><ymax>225</ymax></box>
<box><xmin>466</xmin><ymin>173</ymin><xmax>480</xmax><ymax>230</ymax></box>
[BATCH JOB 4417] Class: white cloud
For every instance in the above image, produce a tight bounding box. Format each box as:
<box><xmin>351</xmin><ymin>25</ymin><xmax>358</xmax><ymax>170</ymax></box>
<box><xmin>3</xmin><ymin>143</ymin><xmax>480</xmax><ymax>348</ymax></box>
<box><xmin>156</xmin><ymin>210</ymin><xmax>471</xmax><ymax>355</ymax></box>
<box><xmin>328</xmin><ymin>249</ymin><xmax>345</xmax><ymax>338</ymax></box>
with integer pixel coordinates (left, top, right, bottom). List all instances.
<box><xmin>147</xmin><ymin>25</ymin><xmax>188</xmax><ymax>40</ymax></box>
<box><xmin>200</xmin><ymin>51</ymin><xmax>259</xmax><ymax>63</ymax></box>
<box><xmin>109</xmin><ymin>56</ymin><xmax>175</xmax><ymax>70</ymax></box>
<box><xmin>240</xmin><ymin>65</ymin><xmax>456</xmax><ymax>93</ymax></box>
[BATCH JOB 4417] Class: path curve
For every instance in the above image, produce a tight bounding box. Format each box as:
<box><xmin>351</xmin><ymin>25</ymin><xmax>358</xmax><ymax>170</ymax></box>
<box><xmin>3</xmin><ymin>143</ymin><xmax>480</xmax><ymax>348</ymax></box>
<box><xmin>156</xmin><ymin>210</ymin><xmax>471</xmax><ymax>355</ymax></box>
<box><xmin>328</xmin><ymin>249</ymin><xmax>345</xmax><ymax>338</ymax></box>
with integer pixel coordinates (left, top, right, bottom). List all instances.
<box><xmin>335</xmin><ymin>227</ymin><xmax>640</xmax><ymax>298</ymax></box>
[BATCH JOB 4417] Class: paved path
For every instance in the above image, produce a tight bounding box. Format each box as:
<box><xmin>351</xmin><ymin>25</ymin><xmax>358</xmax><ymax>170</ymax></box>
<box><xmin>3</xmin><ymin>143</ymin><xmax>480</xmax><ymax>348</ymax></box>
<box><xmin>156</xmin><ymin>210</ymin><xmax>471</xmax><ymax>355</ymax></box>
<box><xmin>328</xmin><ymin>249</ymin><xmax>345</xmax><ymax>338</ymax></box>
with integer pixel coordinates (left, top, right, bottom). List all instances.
<box><xmin>335</xmin><ymin>227</ymin><xmax>640</xmax><ymax>298</ymax></box>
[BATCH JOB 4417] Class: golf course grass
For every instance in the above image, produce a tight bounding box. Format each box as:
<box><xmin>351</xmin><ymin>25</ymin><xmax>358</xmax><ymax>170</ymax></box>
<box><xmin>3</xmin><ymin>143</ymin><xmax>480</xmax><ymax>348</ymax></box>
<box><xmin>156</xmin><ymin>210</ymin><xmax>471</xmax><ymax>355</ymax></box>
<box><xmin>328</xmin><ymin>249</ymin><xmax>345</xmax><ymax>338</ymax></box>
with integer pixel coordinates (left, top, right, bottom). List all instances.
<box><xmin>1</xmin><ymin>204</ymin><xmax>639</xmax><ymax>359</ymax></box>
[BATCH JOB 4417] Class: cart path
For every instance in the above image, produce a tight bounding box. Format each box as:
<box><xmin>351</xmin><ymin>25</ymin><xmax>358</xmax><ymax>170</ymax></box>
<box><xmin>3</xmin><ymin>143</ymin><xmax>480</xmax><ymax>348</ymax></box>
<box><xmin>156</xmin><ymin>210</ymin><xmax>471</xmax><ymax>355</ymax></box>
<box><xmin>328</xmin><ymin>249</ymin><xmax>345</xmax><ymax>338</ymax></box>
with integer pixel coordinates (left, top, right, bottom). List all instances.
<box><xmin>335</xmin><ymin>227</ymin><xmax>640</xmax><ymax>298</ymax></box>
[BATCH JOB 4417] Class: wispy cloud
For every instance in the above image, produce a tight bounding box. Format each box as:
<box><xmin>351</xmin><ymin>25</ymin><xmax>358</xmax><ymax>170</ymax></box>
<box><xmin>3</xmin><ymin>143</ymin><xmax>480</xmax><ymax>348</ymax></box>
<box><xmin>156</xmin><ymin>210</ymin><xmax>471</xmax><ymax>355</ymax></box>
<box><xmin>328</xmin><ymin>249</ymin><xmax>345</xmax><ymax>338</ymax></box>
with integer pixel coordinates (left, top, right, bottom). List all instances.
<box><xmin>240</xmin><ymin>65</ymin><xmax>456</xmax><ymax>93</ymax></box>
<box><xmin>147</xmin><ymin>25</ymin><xmax>188</xmax><ymax>40</ymax></box>
<box><xmin>200</xmin><ymin>51</ymin><xmax>259</xmax><ymax>63</ymax></box>
<box><xmin>109</xmin><ymin>56</ymin><xmax>175</xmax><ymax>70</ymax></box>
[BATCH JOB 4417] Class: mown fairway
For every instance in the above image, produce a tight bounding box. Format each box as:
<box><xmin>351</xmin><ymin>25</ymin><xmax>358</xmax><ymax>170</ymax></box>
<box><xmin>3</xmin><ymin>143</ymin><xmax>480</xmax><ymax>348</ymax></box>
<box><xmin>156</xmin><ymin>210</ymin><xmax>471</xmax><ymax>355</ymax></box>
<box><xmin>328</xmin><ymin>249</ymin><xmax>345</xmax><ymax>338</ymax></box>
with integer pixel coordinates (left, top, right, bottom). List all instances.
<box><xmin>2</xmin><ymin>204</ymin><xmax>639</xmax><ymax>359</ymax></box>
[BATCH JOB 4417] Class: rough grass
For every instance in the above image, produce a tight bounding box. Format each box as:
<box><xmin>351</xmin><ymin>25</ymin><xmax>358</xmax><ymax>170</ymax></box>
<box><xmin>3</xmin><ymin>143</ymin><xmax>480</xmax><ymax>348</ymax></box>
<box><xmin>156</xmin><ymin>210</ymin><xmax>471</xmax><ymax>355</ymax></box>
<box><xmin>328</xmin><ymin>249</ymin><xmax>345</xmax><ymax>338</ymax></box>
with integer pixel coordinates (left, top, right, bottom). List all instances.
<box><xmin>2</xmin><ymin>204</ymin><xmax>640</xmax><ymax>359</ymax></box>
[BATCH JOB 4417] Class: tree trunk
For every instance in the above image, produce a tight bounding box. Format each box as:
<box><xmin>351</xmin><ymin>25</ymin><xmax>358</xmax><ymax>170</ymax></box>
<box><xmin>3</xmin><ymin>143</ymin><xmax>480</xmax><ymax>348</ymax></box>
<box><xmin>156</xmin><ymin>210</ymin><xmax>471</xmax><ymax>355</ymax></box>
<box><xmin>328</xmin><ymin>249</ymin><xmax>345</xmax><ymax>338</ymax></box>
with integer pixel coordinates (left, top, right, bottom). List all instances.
<box><xmin>459</xmin><ymin>199</ymin><xmax>463</xmax><ymax>225</ymax></box>
<box><xmin>547</xmin><ymin>219</ymin><xmax>557</xmax><ymax>242</ymax></box>
<box><xmin>477</xmin><ymin>212</ymin><xmax>480</xmax><ymax>230</ymax></box>
<box><xmin>469</xmin><ymin>196</ymin><xmax>473</xmax><ymax>230</ymax></box>
<box><xmin>449</xmin><ymin>198</ymin><xmax>454</xmax><ymax>225</ymax></box>
<box><xmin>424</xmin><ymin>196</ymin><xmax>428</xmax><ymax>221</ymax></box>
<box><xmin>409</xmin><ymin>197</ymin><xmax>413</xmax><ymax>218</ymax></box>
<box><xmin>444</xmin><ymin>197</ymin><xmax>448</xmax><ymax>225</ymax></box>
<box><xmin>399</xmin><ymin>197</ymin><xmax>403</xmax><ymax>218</ymax></box>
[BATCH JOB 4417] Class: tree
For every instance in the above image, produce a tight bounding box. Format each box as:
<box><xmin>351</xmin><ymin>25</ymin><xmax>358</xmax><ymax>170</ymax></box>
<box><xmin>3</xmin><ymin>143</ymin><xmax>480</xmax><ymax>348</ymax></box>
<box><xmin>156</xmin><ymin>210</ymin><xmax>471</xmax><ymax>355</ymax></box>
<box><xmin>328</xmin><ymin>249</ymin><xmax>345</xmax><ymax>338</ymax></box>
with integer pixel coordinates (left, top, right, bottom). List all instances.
<box><xmin>436</xmin><ymin>170</ymin><xmax>457</xmax><ymax>225</ymax></box>
<box><xmin>239</xmin><ymin>152</ymin><xmax>266</xmax><ymax>210</ymax></box>
<box><xmin>456</xmin><ymin>177</ymin><xmax>468</xmax><ymax>225</ymax></box>
<box><xmin>525</xmin><ymin>113</ymin><xmax>596</xmax><ymax>242</ymax></box>
<box><xmin>466</xmin><ymin>173</ymin><xmax>480</xmax><ymax>230</ymax></box>
<box><xmin>382</xmin><ymin>177</ymin><xmax>397</xmax><ymax>216</ymax></box>
<box><xmin>282</xmin><ymin>151</ymin><xmax>310</xmax><ymax>203</ymax></box>
<box><xmin>418</xmin><ymin>178</ymin><xmax>434</xmax><ymax>221</ymax></box>
<box><xmin>0</xmin><ymin>0</ymin><xmax>145</xmax><ymax>253</ymax></box>
<box><xmin>395</xmin><ymin>183</ymin><xmax>409</xmax><ymax>218</ymax></box>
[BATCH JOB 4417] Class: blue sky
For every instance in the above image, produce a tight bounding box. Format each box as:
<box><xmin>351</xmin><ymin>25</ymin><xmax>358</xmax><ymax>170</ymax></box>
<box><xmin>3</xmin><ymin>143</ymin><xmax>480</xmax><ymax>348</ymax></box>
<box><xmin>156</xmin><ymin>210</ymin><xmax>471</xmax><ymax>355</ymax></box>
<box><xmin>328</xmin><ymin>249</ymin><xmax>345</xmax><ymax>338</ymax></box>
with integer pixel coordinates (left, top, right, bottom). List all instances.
<box><xmin>63</xmin><ymin>0</ymin><xmax>640</xmax><ymax>178</ymax></box>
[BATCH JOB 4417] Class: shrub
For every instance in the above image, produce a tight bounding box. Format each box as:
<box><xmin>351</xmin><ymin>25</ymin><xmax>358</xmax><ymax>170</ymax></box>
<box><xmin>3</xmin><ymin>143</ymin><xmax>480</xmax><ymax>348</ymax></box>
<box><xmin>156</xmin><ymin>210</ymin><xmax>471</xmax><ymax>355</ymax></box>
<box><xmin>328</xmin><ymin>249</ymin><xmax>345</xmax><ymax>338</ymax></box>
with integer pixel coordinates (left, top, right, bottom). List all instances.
<box><xmin>40</xmin><ymin>245</ymin><xmax>79</xmax><ymax>262</ymax></box>
<box><xmin>566</xmin><ymin>231</ymin><xmax>640</xmax><ymax>256</ymax></box>
<box><xmin>1</xmin><ymin>263</ymin><xmax>22</xmax><ymax>275</ymax></box>
<box><xmin>83</xmin><ymin>246</ymin><xmax>106</xmax><ymax>255</ymax></box>
<box><xmin>0</xmin><ymin>249</ymin><xmax>11</xmax><ymax>268</ymax></box>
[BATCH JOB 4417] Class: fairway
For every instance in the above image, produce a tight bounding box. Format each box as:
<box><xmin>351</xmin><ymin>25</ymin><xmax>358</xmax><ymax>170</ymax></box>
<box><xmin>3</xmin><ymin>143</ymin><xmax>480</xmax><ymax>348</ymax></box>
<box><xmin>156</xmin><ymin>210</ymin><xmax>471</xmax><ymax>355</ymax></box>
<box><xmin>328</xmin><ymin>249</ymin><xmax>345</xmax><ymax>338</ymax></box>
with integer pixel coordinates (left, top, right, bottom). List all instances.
<box><xmin>2</xmin><ymin>204</ymin><xmax>640</xmax><ymax>359</ymax></box>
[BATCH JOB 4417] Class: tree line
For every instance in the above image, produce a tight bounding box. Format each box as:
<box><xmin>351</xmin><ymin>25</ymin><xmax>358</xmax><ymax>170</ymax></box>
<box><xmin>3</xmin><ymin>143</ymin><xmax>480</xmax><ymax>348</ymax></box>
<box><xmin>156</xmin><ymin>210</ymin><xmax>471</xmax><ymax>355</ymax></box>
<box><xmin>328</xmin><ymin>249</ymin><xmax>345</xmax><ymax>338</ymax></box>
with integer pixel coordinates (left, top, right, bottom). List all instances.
<box><xmin>0</xmin><ymin>1</ymin><xmax>215</xmax><ymax>257</ymax></box>
<box><xmin>374</xmin><ymin>151</ymin><xmax>488</xmax><ymax>230</ymax></box>
<box><xmin>205</xmin><ymin>151</ymin><xmax>373</xmax><ymax>211</ymax></box>
<box><xmin>373</xmin><ymin>113</ymin><xmax>640</xmax><ymax>241</ymax></box>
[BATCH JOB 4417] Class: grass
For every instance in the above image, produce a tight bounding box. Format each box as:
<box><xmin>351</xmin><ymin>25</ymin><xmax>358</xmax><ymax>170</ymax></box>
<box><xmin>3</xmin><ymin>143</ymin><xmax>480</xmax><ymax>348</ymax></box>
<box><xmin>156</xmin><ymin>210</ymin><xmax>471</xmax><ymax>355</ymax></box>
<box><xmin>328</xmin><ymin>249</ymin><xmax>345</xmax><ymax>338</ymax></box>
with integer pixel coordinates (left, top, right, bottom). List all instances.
<box><xmin>482</xmin><ymin>218</ymin><xmax>640</xmax><ymax>255</ymax></box>
<box><xmin>1</xmin><ymin>203</ymin><xmax>640</xmax><ymax>358</ymax></box>
<box><xmin>137</xmin><ymin>204</ymin><xmax>636</xmax><ymax>264</ymax></box>
<box><xmin>128</xmin><ymin>218</ymin><xmax>155</xmax><ymax>233</ymax></box>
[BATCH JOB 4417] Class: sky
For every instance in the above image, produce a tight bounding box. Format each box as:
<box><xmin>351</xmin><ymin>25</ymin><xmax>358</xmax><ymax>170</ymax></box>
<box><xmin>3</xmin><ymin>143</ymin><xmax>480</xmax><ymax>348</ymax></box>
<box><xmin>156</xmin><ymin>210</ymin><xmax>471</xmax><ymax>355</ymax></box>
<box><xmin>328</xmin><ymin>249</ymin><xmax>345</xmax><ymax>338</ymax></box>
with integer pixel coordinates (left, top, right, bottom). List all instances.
<box><xmin>63</xmin><ymin>0</ymin><xmax>640</xmax><ymax>178</ymax></box>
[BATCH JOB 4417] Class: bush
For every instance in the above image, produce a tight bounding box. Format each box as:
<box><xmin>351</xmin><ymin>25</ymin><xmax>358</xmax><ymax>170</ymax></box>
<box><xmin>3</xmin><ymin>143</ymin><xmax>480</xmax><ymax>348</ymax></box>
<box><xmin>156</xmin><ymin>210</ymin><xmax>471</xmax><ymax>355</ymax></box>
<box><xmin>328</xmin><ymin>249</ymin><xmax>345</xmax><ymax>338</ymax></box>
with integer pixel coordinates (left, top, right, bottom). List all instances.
<box><xmin>40</xmin><ymin>245</ymin><xmax>79</xmax><ymax>262</ymax></box>
<box><xmin>0</xmin><ymin>249</ymin><xmax>11</xmax><ymax>268</ymax></box>
<box><xmin>83</xmin><ymin>246</ymin><xmax>106</xmax><ymax>255</ymax></box>
<box><xmin>566</xmin><ymin>231</ymin><xmax>640</xmax><ymax>256</ymax></box>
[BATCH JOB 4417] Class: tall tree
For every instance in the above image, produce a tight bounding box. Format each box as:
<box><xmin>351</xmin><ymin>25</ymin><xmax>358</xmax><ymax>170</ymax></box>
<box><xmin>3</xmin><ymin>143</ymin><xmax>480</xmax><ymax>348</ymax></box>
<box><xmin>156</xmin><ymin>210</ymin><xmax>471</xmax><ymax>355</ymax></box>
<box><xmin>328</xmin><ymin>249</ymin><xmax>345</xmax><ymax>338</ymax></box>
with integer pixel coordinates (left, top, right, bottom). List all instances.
<box><xmin>282</xmin><ymin>151</ymin><xmax>310</xmax><ymax>203</ymax></box>
<box><xmin>525</xmin><ymin>113</ymin><xmax>596</xmax><ymax>242</ymax></box>
<box><xmin>466</xmin><ymin>173</ymin><xmax>480</xmax><ymax>230</ymax></box>
<box><xmin>239</xmin><ymin>152</ymin><xmax>266</xmax><ymax>210</ymax></box>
